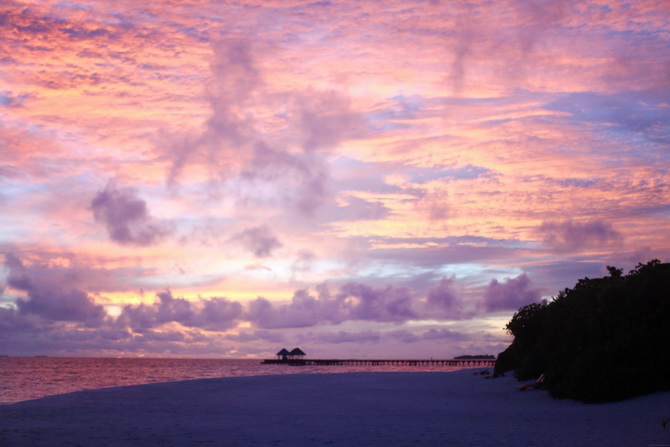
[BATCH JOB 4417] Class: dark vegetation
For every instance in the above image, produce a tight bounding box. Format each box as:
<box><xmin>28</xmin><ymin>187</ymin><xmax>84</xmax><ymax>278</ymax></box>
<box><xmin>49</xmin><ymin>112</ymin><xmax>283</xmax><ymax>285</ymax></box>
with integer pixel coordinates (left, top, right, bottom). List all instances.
<box><xmin>494</xmin><ymin>260</ymin><xmax>670</xmax><ymax>403</ymax></box>
<box><xmin>454</xmin><ymin>355</ymin><xmax>495</xmax><ymax>359</ymax></box>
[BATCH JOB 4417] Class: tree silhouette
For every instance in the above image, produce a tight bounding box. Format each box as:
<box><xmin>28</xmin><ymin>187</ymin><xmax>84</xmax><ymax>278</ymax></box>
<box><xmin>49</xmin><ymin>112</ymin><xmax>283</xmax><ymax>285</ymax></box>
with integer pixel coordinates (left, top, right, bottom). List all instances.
<box><xmin>495</xmin><ymin>260</ymin><xmax>670</xmax><ymax>403</ymax></box>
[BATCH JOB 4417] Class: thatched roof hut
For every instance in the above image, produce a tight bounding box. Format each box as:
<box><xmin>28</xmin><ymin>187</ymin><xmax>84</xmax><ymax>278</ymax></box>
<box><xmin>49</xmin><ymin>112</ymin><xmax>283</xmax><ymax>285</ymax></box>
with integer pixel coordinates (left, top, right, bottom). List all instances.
<box><xmin>276</xmin><ymin>348</ymin><xmax>290</xmax><ymax>359</ymax></box>
<box><xmin>289</xmin><ymin>347</ymin><xmax>306</xmax><ymax>358</ymax></box>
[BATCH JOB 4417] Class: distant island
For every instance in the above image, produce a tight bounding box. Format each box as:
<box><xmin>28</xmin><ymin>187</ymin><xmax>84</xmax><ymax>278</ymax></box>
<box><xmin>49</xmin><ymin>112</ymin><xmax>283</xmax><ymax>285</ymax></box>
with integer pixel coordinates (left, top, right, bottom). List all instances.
<box><xmin>454</xmin><ymin>355</ymin><xmax>495</xmax><ymax>360</ymax></box>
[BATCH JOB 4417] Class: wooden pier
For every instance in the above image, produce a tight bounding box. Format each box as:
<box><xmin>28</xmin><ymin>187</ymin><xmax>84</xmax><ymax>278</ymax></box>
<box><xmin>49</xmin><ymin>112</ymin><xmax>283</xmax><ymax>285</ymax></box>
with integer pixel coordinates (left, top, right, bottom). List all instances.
<box><xmin>261</xmin><ymin>358</ymin><xmax>496</xmax><ymax>367</ymax></box>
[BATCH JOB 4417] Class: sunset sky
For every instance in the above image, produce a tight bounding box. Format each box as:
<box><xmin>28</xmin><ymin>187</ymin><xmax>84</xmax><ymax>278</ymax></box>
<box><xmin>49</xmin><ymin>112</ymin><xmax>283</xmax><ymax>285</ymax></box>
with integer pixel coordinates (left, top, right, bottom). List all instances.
<box><xmin>1</xmin><ymin>0</ymin><xmax>669</xmax><ymax>359</ymax></box>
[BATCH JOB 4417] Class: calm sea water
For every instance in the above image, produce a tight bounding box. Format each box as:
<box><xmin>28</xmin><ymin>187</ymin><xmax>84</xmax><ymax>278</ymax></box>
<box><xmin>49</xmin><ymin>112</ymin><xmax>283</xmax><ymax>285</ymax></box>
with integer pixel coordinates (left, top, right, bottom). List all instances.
<box><xmin>0</xmin><ymin>357</ymin><xmax>472</xmax><ymax>404</ymax></box>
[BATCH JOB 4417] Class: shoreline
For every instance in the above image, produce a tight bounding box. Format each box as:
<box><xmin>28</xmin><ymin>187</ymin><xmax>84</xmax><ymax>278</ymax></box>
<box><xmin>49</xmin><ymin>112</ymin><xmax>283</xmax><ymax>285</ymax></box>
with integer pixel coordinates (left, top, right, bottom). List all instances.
<box><xmin>2</xmin><ymin>369</ymin><xmax>669</xmax><ymax>446</ymax></box>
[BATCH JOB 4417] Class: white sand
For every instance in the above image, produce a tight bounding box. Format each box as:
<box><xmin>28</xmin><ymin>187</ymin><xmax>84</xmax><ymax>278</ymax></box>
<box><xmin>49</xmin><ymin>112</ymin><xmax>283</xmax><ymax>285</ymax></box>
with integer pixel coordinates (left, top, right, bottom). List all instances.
<box><xmin>1</xmin><ymin>369</ymin><xmax>669</xmax><ymax>447</ymax></box>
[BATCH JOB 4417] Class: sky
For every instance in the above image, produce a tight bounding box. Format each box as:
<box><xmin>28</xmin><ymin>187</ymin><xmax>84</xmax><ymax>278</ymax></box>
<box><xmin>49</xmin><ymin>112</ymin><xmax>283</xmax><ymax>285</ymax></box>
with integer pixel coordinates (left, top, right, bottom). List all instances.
<box><xmin>1</xmin><ymin>0</ymin><xmax>669</xmax><ymax>359</ymax></box>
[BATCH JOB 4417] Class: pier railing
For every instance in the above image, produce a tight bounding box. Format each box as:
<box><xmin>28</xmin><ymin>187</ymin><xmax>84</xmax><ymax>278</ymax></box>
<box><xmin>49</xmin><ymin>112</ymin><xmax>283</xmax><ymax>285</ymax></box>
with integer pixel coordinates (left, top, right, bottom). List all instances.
<box><xmin>261</xmin><ymin>358</ymin><xmax>496</xmax><ymax>367</ymax></box>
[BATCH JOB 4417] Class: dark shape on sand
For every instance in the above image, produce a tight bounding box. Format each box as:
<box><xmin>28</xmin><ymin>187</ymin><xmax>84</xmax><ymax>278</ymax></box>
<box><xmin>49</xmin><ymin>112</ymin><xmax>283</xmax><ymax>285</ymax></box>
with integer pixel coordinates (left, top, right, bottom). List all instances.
<box><xmin>516</xmin><ymin>374</ymin><xmax>545</xmax><ymax>391</ymax></box>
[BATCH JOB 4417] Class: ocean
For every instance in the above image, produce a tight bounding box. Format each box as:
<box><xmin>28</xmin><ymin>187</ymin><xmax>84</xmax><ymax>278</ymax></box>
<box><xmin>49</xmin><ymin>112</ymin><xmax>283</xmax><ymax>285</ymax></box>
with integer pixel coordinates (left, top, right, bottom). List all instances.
<box><xmin>0</xmin><ymin>357</ymin><xmax>474</xmax><ymax>404</ymax></box>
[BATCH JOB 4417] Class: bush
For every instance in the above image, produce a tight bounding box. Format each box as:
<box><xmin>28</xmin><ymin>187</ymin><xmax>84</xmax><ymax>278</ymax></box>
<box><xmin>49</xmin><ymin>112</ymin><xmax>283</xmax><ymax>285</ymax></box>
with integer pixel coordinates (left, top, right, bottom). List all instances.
<box><xmin>495</xmin><ymin>260</ymin><xmax>670</xmax><ymax>403</ymax></box>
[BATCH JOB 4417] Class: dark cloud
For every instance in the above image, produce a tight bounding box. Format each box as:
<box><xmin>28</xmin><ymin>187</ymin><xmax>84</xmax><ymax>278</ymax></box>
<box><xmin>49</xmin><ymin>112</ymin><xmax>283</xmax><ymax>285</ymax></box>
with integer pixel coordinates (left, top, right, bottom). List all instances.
<box><xmin>0</xmin><ymin>306</ymin><xmax>38</xmax><ymax>333</ymax></box>
<box><xmin>538</xmin><ymin>220</ymin><xmax>623</xmax><ymax>253</ymax></box>
<box><xmin>4</xmin><ymin>253</ymin><xmax>106</xmax><ymax>324</ymax></box>
<box><xmin>482</xmin><ymin>273</ymin><xmax>542</xmax><ymax>312</ymax></box>
<box><xmin>16</xmin><ymin>288</ymin><xmax>105</xmax><ymax>324</ymax></box>
<box><xmin>119</xmin><ymin>290</ymin><xmax>243</xmax><ymax>332</ymax></box>
<box><xmin>91</xmin><ymin>182</ymin><xmax>172</xmax><ymax>246</ymax></box>
<box><xmin>234</xmin><ymin>225</ymin><xmax>282</xmax><ymax>258</ymax></box>
<box><xmin>0</xmin><ymin>311</ymin><xmax>109</xmax><ymax>356</ymax></box>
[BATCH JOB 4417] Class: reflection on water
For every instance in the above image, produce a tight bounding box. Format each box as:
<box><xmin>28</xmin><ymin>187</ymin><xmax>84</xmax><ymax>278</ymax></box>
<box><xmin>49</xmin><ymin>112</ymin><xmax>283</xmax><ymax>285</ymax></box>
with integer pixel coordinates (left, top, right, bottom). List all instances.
<box><xmin>0</xmin><ymin>357</ymin><xmax>472</xmax><ymax>404</ymax></box>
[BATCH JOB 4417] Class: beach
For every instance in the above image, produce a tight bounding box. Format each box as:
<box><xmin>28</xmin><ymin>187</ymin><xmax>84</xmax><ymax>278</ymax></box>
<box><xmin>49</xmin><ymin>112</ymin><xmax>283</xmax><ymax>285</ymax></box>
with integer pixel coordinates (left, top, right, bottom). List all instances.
<box><xmin>1</xmin><ymin>369</ymin><xmax>669</xmax><ymax>447</ymax></box>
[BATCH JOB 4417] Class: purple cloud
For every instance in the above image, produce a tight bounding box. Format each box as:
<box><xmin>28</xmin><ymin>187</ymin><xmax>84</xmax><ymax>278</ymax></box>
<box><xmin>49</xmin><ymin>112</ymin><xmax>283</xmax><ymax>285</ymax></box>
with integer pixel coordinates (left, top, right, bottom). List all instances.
<box><xmin>425</xmin><ymin>276</ymin><xmax>461</xmax><ymax>317</ymax></box>
<box><xmin>420</xmin><ymin>328</ymin><xmax>469</xmax><ymax>341</ymax></box>
<box><xmin>309</xmin><ymin>330</ymin><xmax>382</xmax><ymax>344</ymax></box>
<box><xmin>4</xmin><ymin>253</ymin><xmax>106</xmax><ymax>323</ymax></box>
<box><xmin>209</xmin><ymin>38</ymin><xmax>262</xmax><ymax>104</ymax></box>
<box><xmin>298</xmin><ymin>90</ymin><xmax>367</xmax><ymax>152</ymax></box>
<box><xmin>224</xmin><ymin>330</ymin><xmax>284</xmax><ymax>343</ymax></box>
<box><xmin>247</xmin><ymin>281</ymin><xmax>419</xmax><ymax>329</ymax></box>
<box><xmin>91</xmin><ymin>182</ymin><xmax>171</xmax><ymax>246</ymax></box>
<box><xmin>538</xmin><ymin>220</ymin><xmax>623</xmax><ymax>253</ymax></box>
<box><xmin>415</xmin><ymin>188</ymin><xmax>449</xmax><ymax>221</ymax></box>
<box><xmin>234</xmin><ymin>225</ymin><xmax>282</xmax><ymax>258</ymax></box>
<box><xmin>482</xmin><ymin>273</ymin><xmax>542</xmax><ymax>312</ymax></box>
<box><xmin>291</xmin><ymin>250</ymin><xmax>316</xmax><ymax>280</ymax></box>
<box><xmin>246</xmin><ymin>288</ymin><xmax>343</xmax><ymax>329</ymax></box>
<box><xmin>243</xmin><ymin>142</ymin><xmax>332</xmax><ymax>216</ymax></box>
<box><xmin>166</xmin><ymin>38</ymin><xmax>260</xmax><ymax>185</ymax></box>
<box><xmin>337</xmin><ymin>282</ymin><xmax>418</xmax><ymax>323</ymax></box>
<box><xmin>339</xmin><ymin>197</ymin><xmax>391</xmax><ymax>221</ymax></box>
<box><xmin>389</xmin><ymin>328</ymin><xmax>469</xmax><ymax>343</ymax></box>
<box><xmin>119</xmin><ymin>290</ymin><xmax>243</xmax><ymax>332</ymax></box>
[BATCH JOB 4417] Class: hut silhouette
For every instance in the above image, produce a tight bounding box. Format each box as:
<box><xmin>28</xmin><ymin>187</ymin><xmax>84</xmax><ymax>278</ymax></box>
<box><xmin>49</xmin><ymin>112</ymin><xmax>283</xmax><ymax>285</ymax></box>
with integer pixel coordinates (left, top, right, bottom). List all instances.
<box><xmin>276</xmin><ymin>348</ymin><xmax>290</xmax><ymax>360</ymax></box>
<box><xmin>288</xmin><ymin>347</ymin><xmax>306</xmax><ymax>359</ymax></box>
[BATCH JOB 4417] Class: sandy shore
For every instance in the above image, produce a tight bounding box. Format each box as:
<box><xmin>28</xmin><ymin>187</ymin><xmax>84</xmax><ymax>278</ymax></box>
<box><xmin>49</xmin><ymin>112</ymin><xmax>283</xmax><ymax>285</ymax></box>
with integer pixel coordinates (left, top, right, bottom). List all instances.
<box><xmin>1</xmin><ymin>369</ymin><xmax>669</xmax><ymax>446</ymax></box>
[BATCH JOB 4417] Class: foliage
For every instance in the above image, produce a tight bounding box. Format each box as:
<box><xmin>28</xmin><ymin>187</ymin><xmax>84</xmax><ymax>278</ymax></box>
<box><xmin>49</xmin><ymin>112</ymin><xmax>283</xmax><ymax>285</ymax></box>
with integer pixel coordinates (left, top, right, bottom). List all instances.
<box><xmin>494</xmin><ymin>260</ymin><xmax>670</xmax><ymax>403</ymax></box>
<box><xmin>454</xmin><ymin>354</ymin><xmax>495</xmax><ymax>359</ymax></box>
